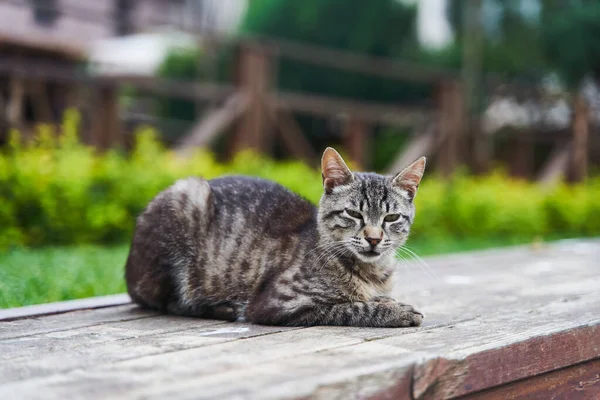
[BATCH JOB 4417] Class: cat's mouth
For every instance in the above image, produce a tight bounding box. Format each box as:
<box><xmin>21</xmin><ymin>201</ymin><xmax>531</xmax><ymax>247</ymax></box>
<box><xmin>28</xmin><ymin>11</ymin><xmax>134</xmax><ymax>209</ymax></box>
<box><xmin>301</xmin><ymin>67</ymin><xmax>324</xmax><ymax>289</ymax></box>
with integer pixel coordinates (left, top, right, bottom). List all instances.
<box><xmin>360</xmin><ymin>250</ymin><xmax>381</xmax><ymax>258</ymax></box>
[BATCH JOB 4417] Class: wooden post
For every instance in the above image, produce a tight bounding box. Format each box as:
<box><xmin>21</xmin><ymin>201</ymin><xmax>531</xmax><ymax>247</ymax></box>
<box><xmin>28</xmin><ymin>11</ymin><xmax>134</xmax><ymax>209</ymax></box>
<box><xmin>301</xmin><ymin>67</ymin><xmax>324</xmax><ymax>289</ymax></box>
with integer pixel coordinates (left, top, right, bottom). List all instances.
<box><xmin>437</xmin><ymin>80</ymin><xmax>464</xmax><ymax>177</ymax></box>
<box><xmin>7</xmin><ymin>76</ymin><xmax>25</xmax><ymax>133</ymax></box>
<box><xmin>509</xmin><ymin>130</ymin><xmax>535</xmax><ymax>179</ymax></box>
<box><xmin>89</xmin><ymin>85</ymin><xmax>122</xmax><ymax>150</ymax></box>
<box><xmin>343</xmin><ymin>117</ymin><xmax>369</xmax><ymax>170</ymax></box>
<box><xmin>568</xmin><ymin>95</ymin><xmax>589</xmax><ymax>183</ymax></box>
<box><xmin>28</xmin><ymin>79</ymin><xmax>54</xmax><ymax>123</ymax></box>
<box><xmin>0</xmin><ymin>88</ymin><xmax>5</xmax><ymax>140</ymax></box>
<box><xmin>537</xmin><ymin>141</ymin><xmax>571</xmax><ymax>186</ymax></box>
<box><xmin>262</xmin><ymin>102</ymin><xmax>317</xmax><ymax>164</ymax></box>
<box><xmin>230</xmin><ymin>44</ymin><xmax>271</xmax><ymax>156</ymax></box>
<box><xmin>462</xmin><ymin>0</ymin><xmax>488</xmax><ymax>174</ymax></box>
<box><xmin>62</xmin><ymin>82</ymin><xmax>82</xmax><ymax>111</ymax></box>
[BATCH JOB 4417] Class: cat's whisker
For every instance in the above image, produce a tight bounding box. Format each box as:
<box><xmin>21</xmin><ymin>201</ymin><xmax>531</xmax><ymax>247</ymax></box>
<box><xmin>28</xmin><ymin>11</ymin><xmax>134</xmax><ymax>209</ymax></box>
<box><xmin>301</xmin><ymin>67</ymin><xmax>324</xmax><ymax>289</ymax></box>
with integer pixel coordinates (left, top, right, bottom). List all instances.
<box><xmin>400</xmin><ymin>245</ymin><xmax>440</xmax><ymax>281</ymax></box>
<box><xmin>389</xmin><ymin>241</ymin><xmax>434</xmax><ymax>281</ymax></box>
<box><xmin>311</xmin><ymin>246</ymin><xmax>346</xmax><ymax>270</ymax></box>
<box><xmin>393</xmin><ymin>254</ymin><xmax>414</xmax><ymax>285</ymax></box>
<box><xmin>395</xmin><ymin>246</ymin><xmax>439</xmax><ymax>281</ymax></box>
<box><xmin>304</xmin><ymin>241</ymin><xmax>347</xmax><ymax>259</ymax></box>
<box><xmin>317</xmin><ymin>246</ymin><xmax>350</xmax><ymax>273</ymax></box>
<box><xmin>309</xmin><ymin>242</ymin><xmax>349</xmax><ymax>272</ymax></box>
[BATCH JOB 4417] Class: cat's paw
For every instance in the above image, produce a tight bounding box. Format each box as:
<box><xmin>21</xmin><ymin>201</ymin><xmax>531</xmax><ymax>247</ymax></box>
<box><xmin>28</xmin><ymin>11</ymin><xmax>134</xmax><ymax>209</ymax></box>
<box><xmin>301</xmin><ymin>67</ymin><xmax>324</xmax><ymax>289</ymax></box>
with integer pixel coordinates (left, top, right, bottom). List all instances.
<box><xmin>393</xmin><ymin>303</ymin><xmax>423</xmax><ymax>327</ymax></box>
<box><xmin>206</xmin><ymin>301</ymin><xmax>246</xmax><ymax>322</ymax></box>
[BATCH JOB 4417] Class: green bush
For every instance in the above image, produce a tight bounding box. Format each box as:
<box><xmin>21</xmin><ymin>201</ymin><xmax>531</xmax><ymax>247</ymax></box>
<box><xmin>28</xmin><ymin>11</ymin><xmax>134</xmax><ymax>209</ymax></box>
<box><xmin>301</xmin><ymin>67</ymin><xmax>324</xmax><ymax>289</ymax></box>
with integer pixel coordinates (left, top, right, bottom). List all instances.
<box><xmin>1</xmin><ymin>111</ymin><xmax>599</xmax><ymax>249</ymax></box>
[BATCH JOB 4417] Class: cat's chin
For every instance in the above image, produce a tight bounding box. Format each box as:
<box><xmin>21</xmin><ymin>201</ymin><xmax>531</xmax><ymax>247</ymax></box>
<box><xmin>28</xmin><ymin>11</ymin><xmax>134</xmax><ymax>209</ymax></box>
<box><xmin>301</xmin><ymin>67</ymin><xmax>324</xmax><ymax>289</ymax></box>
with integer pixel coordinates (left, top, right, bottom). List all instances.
<box><xmin>354</xmin><ymin>250</ymin><xmax>384</xmax><ymax>263</ymax></box>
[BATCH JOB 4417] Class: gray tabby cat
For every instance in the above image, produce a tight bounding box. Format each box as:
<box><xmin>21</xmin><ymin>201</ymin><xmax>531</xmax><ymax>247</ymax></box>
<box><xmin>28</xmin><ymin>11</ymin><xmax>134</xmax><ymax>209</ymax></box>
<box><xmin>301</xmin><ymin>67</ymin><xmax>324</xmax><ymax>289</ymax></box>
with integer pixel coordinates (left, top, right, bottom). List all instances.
<box><xmin>125</xmin><ymin>148</ymin><xmax>426</xmax><ymax>327</ymax></box>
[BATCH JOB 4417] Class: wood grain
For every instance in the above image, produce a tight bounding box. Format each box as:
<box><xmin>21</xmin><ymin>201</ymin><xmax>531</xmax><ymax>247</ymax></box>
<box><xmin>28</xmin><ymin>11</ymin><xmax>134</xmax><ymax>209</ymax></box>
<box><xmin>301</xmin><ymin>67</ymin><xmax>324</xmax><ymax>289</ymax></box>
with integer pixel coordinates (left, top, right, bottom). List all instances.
<box><xmin>0</xmin><ymin>293</ymin><xmax>131</xmax><ymax>322</ymax></box>
<box><xmin>461</xmin><ymin>358</ymin><xmax>600</xmax><ymax>400</ymax></box>
<box><xmin>0</xmin><ymin>304</ymin><xmax>154</xmax><ymax>340</ymax></box>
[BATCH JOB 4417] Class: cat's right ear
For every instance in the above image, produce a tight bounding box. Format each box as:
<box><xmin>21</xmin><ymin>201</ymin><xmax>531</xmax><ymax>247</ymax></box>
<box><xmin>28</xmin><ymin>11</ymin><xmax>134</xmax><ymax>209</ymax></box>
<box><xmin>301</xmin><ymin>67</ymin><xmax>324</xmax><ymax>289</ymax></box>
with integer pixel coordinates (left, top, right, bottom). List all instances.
<box><xmin>392</xmin><ymin>156</ymin><xmax>426</xmax><ymax>201</ymax></box>
<box><xmin>321</xmin><ymin>147</ymin><xmax>354</xmax><ymax>194</ymax></box>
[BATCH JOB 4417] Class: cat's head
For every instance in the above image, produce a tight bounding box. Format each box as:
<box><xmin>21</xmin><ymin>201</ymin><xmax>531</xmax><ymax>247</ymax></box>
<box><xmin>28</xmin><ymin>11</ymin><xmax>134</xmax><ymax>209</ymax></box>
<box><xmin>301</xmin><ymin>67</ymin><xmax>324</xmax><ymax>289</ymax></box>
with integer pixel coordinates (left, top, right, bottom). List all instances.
<box><xmin>317</xmin><ymin>147</ymin><xmax>426</xmax><ymax>263</ymax></box>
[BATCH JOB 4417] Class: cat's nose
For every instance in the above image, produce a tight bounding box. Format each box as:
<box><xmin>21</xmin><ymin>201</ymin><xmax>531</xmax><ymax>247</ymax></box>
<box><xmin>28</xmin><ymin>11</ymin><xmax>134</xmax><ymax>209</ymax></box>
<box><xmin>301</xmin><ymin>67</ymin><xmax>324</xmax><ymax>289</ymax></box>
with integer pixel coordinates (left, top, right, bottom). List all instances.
<box><xmin>365</xmin><ymin>237</ymin><xmax>382</xmax><ymax>248</ymax></box>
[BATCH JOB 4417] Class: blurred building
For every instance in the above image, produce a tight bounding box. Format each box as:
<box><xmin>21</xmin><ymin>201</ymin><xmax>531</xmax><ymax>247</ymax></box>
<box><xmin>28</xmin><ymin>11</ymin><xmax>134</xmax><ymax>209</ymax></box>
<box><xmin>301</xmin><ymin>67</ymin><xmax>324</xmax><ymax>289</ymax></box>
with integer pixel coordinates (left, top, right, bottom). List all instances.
<box><xmin>0</xmin><ymin>0</ymin><xmax>246</xmax><ymax>141</ymax></box>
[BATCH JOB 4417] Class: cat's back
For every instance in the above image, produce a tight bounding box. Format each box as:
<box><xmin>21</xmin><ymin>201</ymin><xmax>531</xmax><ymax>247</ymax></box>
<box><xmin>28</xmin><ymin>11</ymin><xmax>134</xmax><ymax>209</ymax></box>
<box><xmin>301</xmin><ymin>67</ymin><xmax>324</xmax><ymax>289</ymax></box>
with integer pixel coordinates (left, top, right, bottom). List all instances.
<box><xmin>126</xmin><ymin>175</ymin><xmax>317</xmax><ymax>310</ymax></box>
<box><xmin>208</xmin><ymin>176</ymin><xmax>317</xmax><ymax>237</ymax></box>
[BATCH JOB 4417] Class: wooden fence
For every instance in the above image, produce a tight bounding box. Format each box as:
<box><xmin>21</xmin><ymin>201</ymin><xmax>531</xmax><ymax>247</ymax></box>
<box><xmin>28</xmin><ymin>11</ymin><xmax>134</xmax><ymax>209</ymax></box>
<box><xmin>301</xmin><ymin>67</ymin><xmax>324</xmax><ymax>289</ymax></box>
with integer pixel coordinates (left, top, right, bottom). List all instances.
<box><xmin>0</xmin><ymin>34</ymin><xmax>594</xmax><ymax>182</ymax></box>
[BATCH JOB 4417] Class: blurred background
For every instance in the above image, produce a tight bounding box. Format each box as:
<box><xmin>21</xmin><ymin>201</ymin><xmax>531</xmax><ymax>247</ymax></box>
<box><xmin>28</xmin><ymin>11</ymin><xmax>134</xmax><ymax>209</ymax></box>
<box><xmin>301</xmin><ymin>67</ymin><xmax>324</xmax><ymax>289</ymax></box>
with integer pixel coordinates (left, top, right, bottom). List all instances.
<box><xmin>0</xmin><ymin>0</ymin><xmax>599</xmax><ymax>307</ymax></box>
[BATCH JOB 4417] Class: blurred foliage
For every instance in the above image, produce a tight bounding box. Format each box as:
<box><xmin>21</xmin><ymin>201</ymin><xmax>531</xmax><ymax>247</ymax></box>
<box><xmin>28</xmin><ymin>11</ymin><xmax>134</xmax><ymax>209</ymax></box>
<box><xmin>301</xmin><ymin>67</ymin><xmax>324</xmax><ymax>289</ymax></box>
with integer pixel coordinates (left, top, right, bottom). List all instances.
<box><xmin>156</xmin><ymin>48</ymin><xmax>201</xmax><ymax>124</ymax></box>
<box><xmin>447</xmin><ymin>0</ymin><xmax>548</xmax><ymax>80</ymax></box>
<box><xmin>447</xmin><ymin>0</ymin><xmax>600</xmax><ymax>85</ymax></box>
<box><xmin>1</xmin><ymin>111</ymin><xmax>599</xmax><ymax>250</ymax></box>
<box><xmin>540</xmin><ymin>0</ymin><xmax>600</xmax><ymax>86</ymax></box>
<box><xmin>240</xmin><ymin>0</ymin><xmax>431</xmax><ymax>104</ymax></box>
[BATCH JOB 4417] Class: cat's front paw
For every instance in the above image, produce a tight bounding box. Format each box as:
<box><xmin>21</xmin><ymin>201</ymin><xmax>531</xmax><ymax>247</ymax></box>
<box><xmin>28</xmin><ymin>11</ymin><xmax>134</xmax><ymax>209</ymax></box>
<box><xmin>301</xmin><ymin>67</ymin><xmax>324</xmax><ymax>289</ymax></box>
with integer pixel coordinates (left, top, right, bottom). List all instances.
<box><xmin>393</xmin><ymin>303</ymin><xmax>423</xmax><ymax>327</ymax></box>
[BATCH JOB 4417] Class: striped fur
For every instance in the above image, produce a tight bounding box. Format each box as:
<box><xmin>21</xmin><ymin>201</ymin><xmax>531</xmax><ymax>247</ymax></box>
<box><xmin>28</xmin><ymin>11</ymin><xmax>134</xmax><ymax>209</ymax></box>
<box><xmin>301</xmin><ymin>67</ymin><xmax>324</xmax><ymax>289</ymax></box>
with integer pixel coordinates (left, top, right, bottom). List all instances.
<box><xmin>125</xmin><ymin>148</ymin><xmax>426</xmax><ymax>327</ymax></box>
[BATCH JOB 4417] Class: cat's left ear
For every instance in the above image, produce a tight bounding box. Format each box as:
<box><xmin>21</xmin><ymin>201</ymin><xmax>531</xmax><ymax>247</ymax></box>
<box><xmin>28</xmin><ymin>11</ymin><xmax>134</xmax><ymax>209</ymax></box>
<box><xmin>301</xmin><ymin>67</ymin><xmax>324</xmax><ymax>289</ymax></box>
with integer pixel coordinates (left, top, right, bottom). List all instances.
<box><xmin>392</xmin><ymin>157</ymin><xmax>426</xmax><ymax>201</ymax></box>
<box><xmin>321</xmin><ymin>147</ymin><xmax>354</xmax><ymax>194</ymax></box>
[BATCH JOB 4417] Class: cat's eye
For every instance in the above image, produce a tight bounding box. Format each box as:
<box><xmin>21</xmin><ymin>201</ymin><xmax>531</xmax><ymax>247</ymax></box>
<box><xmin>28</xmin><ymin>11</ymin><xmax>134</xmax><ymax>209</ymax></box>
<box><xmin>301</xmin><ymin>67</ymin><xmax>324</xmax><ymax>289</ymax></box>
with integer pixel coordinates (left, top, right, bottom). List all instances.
<box><xmin>384</xmin><ymin>214</ymin><xmax>401</xmax><ymax>222</ymax></box>
<box><xmin>346</xmin><ymin>209</ymin><xmax>363</xmax><ymax>219</ymax></box>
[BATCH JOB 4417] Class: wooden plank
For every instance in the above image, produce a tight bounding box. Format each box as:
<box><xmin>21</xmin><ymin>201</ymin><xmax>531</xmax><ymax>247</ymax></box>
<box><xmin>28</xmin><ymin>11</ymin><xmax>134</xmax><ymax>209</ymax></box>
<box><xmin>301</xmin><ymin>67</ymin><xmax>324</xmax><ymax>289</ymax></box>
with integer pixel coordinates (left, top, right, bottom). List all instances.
<box><xmin>0</xmin><ymin>328</ymin><xmax>362</xmax><ymax>399</ymax></box>
<box><xmin>28</xmin><ymin>79</ymin><xmax>54</xmax><ymax>122</ymax></box>
<box><xmin>0</xmin><ymin>57</ymin><xmax>428</xmax><ymax>127</ymax></box>
<box><xmin>0</xmin><ymin>89</ymin><xmax>6</xmax><ymax>137</ymax></box>
<box><xmin>175</xmin><ymin>93</ymin><xmax>249</xmax><ymax>155</ymax></box>
<box><xmin>138</xmin><ymin>341</ymin><xmax>417</xmax><ymax>400</ymax></box>
<box><xmin>89</xmin><ymin>86</ymin><xmax>122</xmax><ymax>150</ymax></box>
<box><xmin>436</xmin><ymin>80</ymin><xmax>464</xmax><ymax>177</ymax></box>
<box><xmin>0</xmin><ymin>294</ymin><xmax>131</xmax><ymax>322</ymax></box>
<box><xmin>568</xmin><ymin>95</ymin><xmax>589</xmax><ymax>183</ymax></box>
<box><xmin>470</xmin><ymin>116</ymin><xmax>491</xmax><ymax>174</ymax></box>
<box><xmin>104</xmin><ymin>86</ymin><xmax>123</xmax><ymax>148</ymax></box>
<box><xmin>0</xmin><ymin>304</ymin><xmax>156</xmax><ymax>340</ymax></box>
<box><xmin>461</xmin><ymin>357</ymin><xmax>600</xmax><ymax>400</ymax></box>
<box><xmin>344</xmin><ymin>118</ymin><xmax>370</xmax><ymax>170</ymax></box>
<box><xmin>386</xmin><ymin>124</ymin><xmax>435</xmax><ymax>175</ymax></box>
<box><xmin>263</xmin><ymin>101</ymin><xmax>317</xmax><ymax>163</ymax></box>
<box><xmin>1</xmin><ymin>321</ymin><xmax>296</xmax><ymax>384</ymax></box>
<box><xmin>1</xmin><ymin>316</ymin><xmax>223</xmax><ymax>362</ymax></box>
<box><xmin>118</xmin><ymin>293</ymin><xmax>600</xmax><ymax>400</ymax></box>
<box><xmin>271</xmin><ymin>91</ymin><xmax>428</xmax><ymax>127</ymax></box>
<box><xmin>537</xmin><ymin>141</ymin><xmax>570</xmax><ymax>185</ymax></box>
<box><xmin>244</xmin><ymin>35</ymin><xmax>456</xmax><ymax>84</ymax></box>
<box><xmin>0</xmin><ymin>58</ymin><xmax>236</xmax><ymax>103</ymax></box>
<box><xmin>509</xmin><ymin>130</ymin><xmax>535</xmax><ymax>179</ymax></box>
<box><xmin>376</xmin><ymin>293</ymin><xmax>600</xmax><ymax>399</ymax></box>
<box><xmin>6</xmin><ymin>75</ymin><xmax>25</xmax><ymax>131</ymax></box>
<box><xmin>231</xmin><ymin>45</ymin><xmax>272</xmax><ymax>155</ymax></box>
<box><xmin>415</xmin><ymin>322</ymin><xmax>600</xmax><ymax>399</ymax></box>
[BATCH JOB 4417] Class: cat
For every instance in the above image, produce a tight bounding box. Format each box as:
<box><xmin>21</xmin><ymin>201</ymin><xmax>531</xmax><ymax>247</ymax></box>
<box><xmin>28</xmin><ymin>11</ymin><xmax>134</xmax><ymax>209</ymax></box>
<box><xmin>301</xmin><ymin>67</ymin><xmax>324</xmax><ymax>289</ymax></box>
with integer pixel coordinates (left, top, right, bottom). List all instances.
<box><xmin>125</xmin><ymin>148</ymin><xmax>426</xmax><ymax>327</ymax></box>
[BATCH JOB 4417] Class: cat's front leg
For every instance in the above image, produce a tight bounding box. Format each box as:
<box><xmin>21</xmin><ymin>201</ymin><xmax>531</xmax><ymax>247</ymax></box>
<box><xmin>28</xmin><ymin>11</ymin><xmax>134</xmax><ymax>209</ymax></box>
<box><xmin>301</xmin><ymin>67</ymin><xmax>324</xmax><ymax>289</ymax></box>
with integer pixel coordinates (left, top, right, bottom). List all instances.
<box><xmin>248</xmin><ymin>299</ymin><xmax>423</xmax><ymax>327</ymax></box>
<box><xmin>319</xmin><ymin>301</ymin><xmax>423</xmax><ymax>327</ymax></box>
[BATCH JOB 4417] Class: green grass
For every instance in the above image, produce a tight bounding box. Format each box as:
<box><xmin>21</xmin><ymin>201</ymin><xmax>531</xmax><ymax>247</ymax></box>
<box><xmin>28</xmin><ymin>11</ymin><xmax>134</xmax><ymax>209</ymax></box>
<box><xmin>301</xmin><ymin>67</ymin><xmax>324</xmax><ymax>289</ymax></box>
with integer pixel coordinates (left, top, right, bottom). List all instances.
<box><xmin>0</xmin><ymin>245</ymin><xmax>129</xmax><ymax>309</ymax></box>
<box><xmin>0</xmin><ymin>236</ymin><xmax>570</xmax><ymax>309</ymax></box>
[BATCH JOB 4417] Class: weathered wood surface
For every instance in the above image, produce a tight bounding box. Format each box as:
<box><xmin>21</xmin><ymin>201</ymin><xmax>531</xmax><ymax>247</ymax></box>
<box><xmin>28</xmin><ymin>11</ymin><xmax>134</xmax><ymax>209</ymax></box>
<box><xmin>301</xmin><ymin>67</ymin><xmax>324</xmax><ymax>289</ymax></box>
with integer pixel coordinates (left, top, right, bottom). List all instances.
<box><xmin>1</xmin><ymin>239</ymin><xmax>599</xmax><ymax>400</ymax></box>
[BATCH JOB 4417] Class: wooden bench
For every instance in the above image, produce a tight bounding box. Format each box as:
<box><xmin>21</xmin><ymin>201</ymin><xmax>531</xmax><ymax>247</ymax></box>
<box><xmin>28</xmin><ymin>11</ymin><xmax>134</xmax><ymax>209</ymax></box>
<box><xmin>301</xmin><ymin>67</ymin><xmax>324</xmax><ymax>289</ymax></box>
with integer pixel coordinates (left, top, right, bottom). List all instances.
<box><xmin>1</xmin><ymin>240</ymin><xmax>599</xmax><ymax>399</ymax></box>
